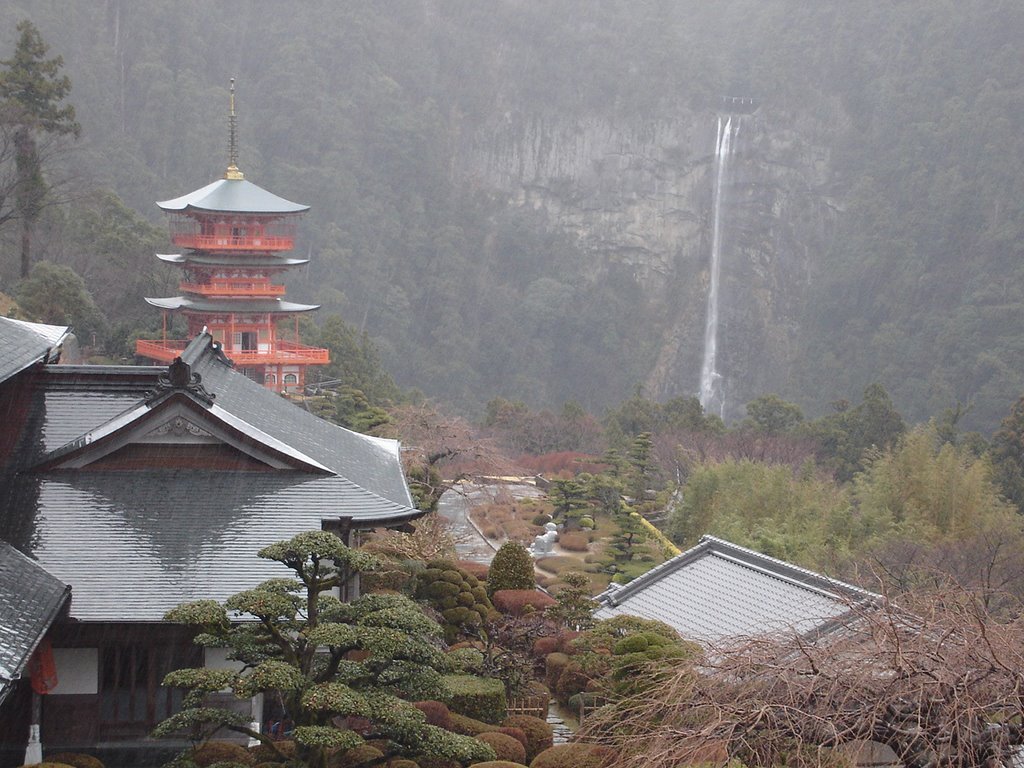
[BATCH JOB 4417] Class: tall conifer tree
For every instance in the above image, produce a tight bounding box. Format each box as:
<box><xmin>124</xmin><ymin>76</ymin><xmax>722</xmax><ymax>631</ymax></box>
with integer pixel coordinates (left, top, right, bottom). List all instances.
<box><xmin>0</xmin><ymin>20</ymin><xmax>79</xmax><ymax>277</ymax></box>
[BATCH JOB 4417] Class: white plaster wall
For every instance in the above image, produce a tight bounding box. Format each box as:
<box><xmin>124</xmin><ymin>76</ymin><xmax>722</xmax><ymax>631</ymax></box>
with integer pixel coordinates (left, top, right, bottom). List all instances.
<box><xmin>51</xmin><ymin>648</ymin><xmax>98</xmax><ymax>695</ymax></box>
<box><xmin>204</xmin><ymin>647</ymin><xmax>245</xmax><ymax>671</ymax></box>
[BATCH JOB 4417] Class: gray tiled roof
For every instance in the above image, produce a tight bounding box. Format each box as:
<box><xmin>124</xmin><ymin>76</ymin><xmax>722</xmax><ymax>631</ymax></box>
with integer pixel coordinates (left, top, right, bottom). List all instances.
<box><xmin>157</xmin><ymin>178</ymin><xmax>309</xmax><ymax>214</ymax></box>
<box><xmin>0</xmin><ymin>334</ymin><xmax>420</xmax><ymax>624</ymax></box>
<box><xmin>0</xmin><ymin>316</ymin><xmax>69</xmax><ymax>385</ymax></box>
<box><xmin>594</xmin><ymin>536</ymin><xmax>878</xmax><ymax>644</ymax></box>
<box><xmin>0</xmin><ymin>542</ymin><xmax>70</xmax><ymax>703</ymax></box>
<box><xmin>5</xmin><ymin>471</ymin><xmax>413</xmax><ymax>622</ymax></box>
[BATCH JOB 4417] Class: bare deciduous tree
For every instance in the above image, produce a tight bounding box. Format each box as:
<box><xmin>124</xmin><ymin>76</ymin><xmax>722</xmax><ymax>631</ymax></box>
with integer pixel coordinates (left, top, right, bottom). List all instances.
<box><xmin>582</xmin><ymin>590</ymin><xmax>1024</xmax><ymax>768</ymax></box>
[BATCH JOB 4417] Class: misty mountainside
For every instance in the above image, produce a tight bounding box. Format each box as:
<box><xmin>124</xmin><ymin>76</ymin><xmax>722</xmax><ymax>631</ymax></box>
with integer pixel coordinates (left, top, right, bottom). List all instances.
<box><xmin>3</xmin><ymin>0</ymin><xmax>1023</xmax><ymax>431</ymax></box>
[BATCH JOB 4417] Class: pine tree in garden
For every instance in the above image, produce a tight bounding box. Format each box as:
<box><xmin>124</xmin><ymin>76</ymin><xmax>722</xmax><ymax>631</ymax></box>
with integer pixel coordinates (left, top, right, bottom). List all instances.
<box><xmin>154</xmin><ymin>531</ymin><xmax>493</xmax><ymax>768</ymax></box>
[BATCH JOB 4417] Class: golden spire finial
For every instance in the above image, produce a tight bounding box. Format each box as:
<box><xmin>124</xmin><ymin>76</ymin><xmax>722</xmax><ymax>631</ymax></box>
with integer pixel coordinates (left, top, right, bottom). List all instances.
<box><xmin>226</xmin><ymin>78</ymin><xmax>244</xmax><ymax>180</ymax></box>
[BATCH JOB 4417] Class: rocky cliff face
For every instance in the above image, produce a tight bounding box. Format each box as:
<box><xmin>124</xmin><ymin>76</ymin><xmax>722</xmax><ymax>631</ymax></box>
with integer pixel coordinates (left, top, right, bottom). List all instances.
<box><xmin>456</xmin><ymin>108</ymin><xmax>839</xmax><ymax>419</ymax></box>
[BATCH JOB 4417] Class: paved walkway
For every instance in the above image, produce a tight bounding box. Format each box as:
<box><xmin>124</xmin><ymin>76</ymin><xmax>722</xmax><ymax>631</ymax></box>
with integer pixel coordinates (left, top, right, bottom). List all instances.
<box><xmin>439</xmin><ymin>481</ymin><xmax>579</xmax><ymax>742</ymax></box>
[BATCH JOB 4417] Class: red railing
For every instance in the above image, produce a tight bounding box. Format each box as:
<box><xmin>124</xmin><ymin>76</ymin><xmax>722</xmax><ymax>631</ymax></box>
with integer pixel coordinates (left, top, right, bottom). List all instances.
<box><xmin>180</xmin><ymin>281</ymin><xmax>286</xmax><ymax>297</ymax></box>
<box><xmin>170</xmin><ymin>234</ymin><xmax>294</xmax><ymax>252</ymax></box>
<box><xmin>136</xmin><ymin>338</ymin><xmax>329</xmax><ymax>366</ymax></box>
<box><xmin>135</xmin><ymin>339</ymin><xmax>189</xmax><ymax>363</ymax></box>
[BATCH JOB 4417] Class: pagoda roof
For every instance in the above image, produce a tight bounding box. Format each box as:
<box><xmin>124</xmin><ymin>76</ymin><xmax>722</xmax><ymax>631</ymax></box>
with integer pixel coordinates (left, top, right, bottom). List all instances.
<box><xmin>157</xmin><ymin>253</ymin><xmax>309</xmax><ymax>268</ymax></box>
<box><xmin>157</xmin><ymin>178</ymin><xmax>309</xmax><ymax>215</ymax></box>
<box><xmin>145</xmin><ymin>296</ymin><xmax>319</xmax><ymax>313</ymax></box>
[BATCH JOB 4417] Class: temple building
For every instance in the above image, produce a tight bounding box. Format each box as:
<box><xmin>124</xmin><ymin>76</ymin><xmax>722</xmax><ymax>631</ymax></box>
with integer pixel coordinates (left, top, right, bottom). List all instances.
<box><xmin>136</xmin><ymin>82</ymin><xmax>328</xmax><ymax>391</ymax></box>
<box><xmin>0</xmin><ymin>318</ymin><xmax>420</xmax><ymax>763</ymax></box>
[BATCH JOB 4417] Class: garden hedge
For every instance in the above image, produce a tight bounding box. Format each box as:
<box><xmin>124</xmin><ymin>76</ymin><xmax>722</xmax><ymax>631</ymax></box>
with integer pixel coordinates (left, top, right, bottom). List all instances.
<box><xmin>443</xmin><ymin>674</ymin><xmax>507</xmax><ymax>724</ymax></box>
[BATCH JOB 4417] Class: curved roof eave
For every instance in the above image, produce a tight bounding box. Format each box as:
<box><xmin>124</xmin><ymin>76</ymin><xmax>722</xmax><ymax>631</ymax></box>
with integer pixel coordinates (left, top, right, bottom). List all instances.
<box><xmin>156</xmin><ymin>253</ymin><xmax>310</xmax><ymax>268</ymax></box>
<box><xmin>157</xmin><ymin>178</ymin><xmax>309</xmax><ymax>215</ymax></box>
<box><xmin>144</xmin><ymin>296</ymin><xmax>320</xmax><ymax>313</ymax></box>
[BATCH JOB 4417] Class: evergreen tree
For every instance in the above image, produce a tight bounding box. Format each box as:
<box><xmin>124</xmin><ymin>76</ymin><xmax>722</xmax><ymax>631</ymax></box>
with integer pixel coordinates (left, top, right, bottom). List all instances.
<box><xmin>989</xmin><ymin>394</ymin><xmax>1024</xmax><ymax>513</ymax></box>
<box><xmin>0</xmin><ymin>20</ymin><xmax>79</xmax><ymax>277</ymax></box>
<box><xmin>155</xmin><ymin>531</ymin><xmax>493</xmax><ymax>768</ymax></box>
<box><xmin>486</xmin><ymin>541</ymin><xmax>535</xmax><ymax>596</ymax></box>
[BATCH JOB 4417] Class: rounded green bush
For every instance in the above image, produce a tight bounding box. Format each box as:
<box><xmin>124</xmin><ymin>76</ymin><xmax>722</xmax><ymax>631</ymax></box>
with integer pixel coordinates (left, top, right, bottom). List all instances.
<box><xmin>612</xmin><ymin>635</ymin><xmax>649</xmax><ymax>655</ymax></box>
<box><xmin>443</xmin><ymin>674</ymin><xmax>507</xmax><ymax>724</ymax></box>
<box><xmin>531</xmin><ymin>514</ymin><xmax>553</xmax><ymax>526</ymax></box>
<box><xmin>426</xmin><ymin>581</ymin><xmax>461</xmax><ymax>600</ymax></box>
<box><xmin>457</xmin><ymin>591</ymin><xmax>477</xmax><ymax>607</ymax></box>
<box><xmin>471</xmin><ymin>762</ymin><xmax>530</xmax><ymax>768</ymax></box>
<box><xmin>487</xmin><ymin>543</ymin><xmax>535</xmax><ymax>596</ymax></box>
<box><xmin>441</xmin><ymin>570</ymin><xmax>464</xmax><ymax>584</ymax></box>
<box><xmin>476</xmin><ymin>732</ymin><xmax>527</xmax><ymax>765</ymax></box>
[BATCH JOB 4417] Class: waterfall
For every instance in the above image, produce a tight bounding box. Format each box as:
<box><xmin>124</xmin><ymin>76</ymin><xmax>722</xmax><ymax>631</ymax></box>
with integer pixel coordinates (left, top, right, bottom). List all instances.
<box><xmin>699</xmin><ymin>115</ymin><xmax>737</xmax><ymax>418</ymax></box>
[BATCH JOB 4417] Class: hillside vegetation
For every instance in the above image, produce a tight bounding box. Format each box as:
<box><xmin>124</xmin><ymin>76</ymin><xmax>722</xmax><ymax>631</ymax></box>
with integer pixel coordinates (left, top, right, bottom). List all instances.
<box><xmin>0</xmin><ymin>1</ymin><xmax>1022</xmax><ymax>431</ymax></box>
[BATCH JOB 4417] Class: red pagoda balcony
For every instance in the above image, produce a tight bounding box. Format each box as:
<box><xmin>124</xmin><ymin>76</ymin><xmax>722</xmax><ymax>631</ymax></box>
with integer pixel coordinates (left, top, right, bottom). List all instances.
<box><xmin>136</xmin><ymin>338</ymin><xmax>329</xmax><ymax>366</ymax></box>
<box><xmin>170</xmin><ymin>233</ymin><xmax>295</xmax><ymax>252</ymax></box>
<box><xmin>135</xmin><ymin>338</ymin><xmax>190</xmax><ymax>364</ymax></box>
<box><xmin>180</xmin><ymin>280</ymin><xmax>287</xmax><ymax>298</ymax></box>
<box><xmin>229</xmin><ymin>340</ymin><xmax>330</xmax><ymax>366</ymax></box>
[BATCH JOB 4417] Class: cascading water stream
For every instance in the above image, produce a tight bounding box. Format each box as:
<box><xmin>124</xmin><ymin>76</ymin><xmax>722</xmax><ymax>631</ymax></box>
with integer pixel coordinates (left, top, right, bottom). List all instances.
<box><xmin>699</xmin><ymin>115</ymin><xmax>737</xmax><ymax>417</ymax></box>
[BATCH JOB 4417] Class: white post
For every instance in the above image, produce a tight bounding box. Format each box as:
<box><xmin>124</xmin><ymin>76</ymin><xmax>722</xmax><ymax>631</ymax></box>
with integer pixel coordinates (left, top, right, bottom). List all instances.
<box><xmin>247</xmin><ymin>692</ymin><xmax>264</xmax><ymax>747</ymax></box>
<box><xmin>24</xmin><ymin>691</ymin><xmax>42</xmax><ymax>764</ymax></box>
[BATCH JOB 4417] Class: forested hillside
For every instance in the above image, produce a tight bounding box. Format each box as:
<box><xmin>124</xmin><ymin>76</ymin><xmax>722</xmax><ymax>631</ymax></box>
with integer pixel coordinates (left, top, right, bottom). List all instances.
<box><xmin>1</xmin><ymin>1</ymin><xmax>1023</xmax><ymax>432</ymax></box>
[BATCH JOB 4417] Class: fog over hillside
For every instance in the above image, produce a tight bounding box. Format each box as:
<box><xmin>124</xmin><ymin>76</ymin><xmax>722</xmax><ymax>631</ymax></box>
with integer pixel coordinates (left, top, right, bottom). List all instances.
<box><xmin>2</xmin><ymin>0</ymin><xmax>1023</xmax><ymax>432</ymax></box>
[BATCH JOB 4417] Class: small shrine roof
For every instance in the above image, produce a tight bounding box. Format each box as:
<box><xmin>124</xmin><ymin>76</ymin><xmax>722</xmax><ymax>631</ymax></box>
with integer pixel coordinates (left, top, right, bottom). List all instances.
<box><xmin>157</xmin><ymin>178</ymin><xmax>309</xmax><ymax>215</ymax></box>
<box><xmin>0</xmin><ymin>542</ymin><xmax>69</xmax><ymax>703</ymax></box>
<box><xmin>594</xmin><ymin>535</ymin><xmax>879</xmax><ymax>644</ymax></box>
<box><xmin>0</xmin><ymin>317</ymin><xmax>70</xmax><ymax>385</ymax></box>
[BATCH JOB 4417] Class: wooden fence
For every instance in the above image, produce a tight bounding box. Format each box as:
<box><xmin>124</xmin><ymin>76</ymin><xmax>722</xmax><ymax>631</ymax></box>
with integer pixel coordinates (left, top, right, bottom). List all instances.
<box><xmin>507</xmin><ymin>694</ymin><xmax>549</xmax><ymax>720</ymax></box>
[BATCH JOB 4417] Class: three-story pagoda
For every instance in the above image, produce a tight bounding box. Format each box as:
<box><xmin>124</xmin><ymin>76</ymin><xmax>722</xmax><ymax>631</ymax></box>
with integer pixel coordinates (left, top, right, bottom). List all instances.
<box><xmin>136</xmin><ymin>81</ymin><xmax>328</xmax><ymax>390</ymax></box>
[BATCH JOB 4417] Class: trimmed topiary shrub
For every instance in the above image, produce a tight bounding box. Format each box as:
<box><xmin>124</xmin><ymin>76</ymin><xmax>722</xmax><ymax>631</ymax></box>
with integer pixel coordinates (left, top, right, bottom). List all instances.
<box><xmin>445</xmin><ymin>711</ymin><xmax>494</xmax><ymax>735</ymax></box>
<box><xmin>476</xmin><ymin>732</ymin><xmax>527</xmax><ymax>765</ymax></box>
<box><xmin>494</xmin><ymin>726</ymin><xmax>528</xmax><ymax>750</ymax></box>
<box><xmin>360</xmin><ymin>567</ymin><xmax>413</xmax><ymax>594</ymax></box>
<box><xmin>384</xmin><ymin>761</ymin><xmax>420</xmax><ymax>768</ymax></box>
<box><xmin>249</xmin><ymin>740</ymin><xmax>296</xmax><ymax>763</ymax></box>
<box><xmin>415</xmin><ymin>561</ymin><xmax>494</xmax><ymax>643</ymax></box>
<box><xmin>414</xmin><ymin>699</ymin><xmax>454</xmax><ymax>729</ymax></box>
<box><xmin>457</xmin><ymin>560</ymin><xmax>490</xmax><ymax>581</ymax></box>
<box><xmin>492</xmin><ymin>590</ymin><xmax>557</xmax><ymax>616</ymax></box>
<box><xmin>531</xmin><ymin>514</ymin><xmax>553</xmax><ymax>526</ymax></box>
<box><xmin>529</xmin><ymin>743</ymin><xmax>615</xmax><ymax>768</ymax></box>
<box><xmin>487</xmin><ymin>543</ymin><xmax>535</xmax><ymax>596</ymax></box>
<box><xmin>471</xmin><ymin>763</ymin><xmax>529</xmax><ymax>768</ymax></box>
<box><xmin>544</xmin><ymin>652</ymin><xmax>570</xmax><ymax>691</ymax></box>
<box><xmin>556</xmin><ymin>533</ymin><xmax>589</xmax><ymax>552</ymax></box>
<box><xmin>191</xmin><ymin>741</ymin><xmax>254</xmax><ymax>767</ymax></box>
<box><xmin>500</xmin><ymin>715</ymin><xmax>553</xmax><ymax>762</ymax></box>
<box><xmin>46</xmin><ymin>755</ymin><xmax>104</xmax><ymax>768</ymax></box>
<box><xmin>532</xmin><ymin>636</ymin><xmax>559</xmax><ymax>658</ymax></box>
<box><xmin>443</xmin><ymin>674</ymin><xmax>507</xmax><ymax>724</ymax></box>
